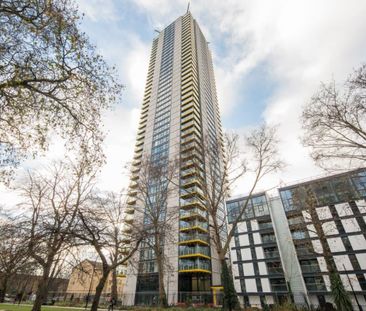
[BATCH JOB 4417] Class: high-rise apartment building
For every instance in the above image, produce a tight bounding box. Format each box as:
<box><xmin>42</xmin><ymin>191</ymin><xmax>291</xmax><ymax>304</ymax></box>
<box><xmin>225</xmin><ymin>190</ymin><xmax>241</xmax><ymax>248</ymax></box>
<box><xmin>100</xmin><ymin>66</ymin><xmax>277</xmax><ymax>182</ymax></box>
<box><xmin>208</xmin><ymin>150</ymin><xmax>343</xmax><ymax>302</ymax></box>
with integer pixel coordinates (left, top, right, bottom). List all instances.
<box><xmin>227</xmin><ymin>168</ymin><xmax>366</xmax><ymax>309</ymax></box>
<box><xmin>123</xmin><ymin>12</ymin><xmax>225</xmax><ymax>305</ymax></box>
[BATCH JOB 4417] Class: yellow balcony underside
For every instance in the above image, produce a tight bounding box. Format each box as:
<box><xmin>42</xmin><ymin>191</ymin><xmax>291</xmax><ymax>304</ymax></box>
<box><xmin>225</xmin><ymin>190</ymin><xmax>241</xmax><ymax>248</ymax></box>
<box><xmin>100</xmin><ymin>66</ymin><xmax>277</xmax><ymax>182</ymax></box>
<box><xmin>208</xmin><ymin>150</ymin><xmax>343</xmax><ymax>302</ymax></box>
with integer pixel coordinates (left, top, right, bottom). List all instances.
<box><xmin>180</xmin><ymin>226</ymin><xmax>208</xmax><ymax>233</ymax></box>
<box><xmin>178</xmin><ymin>239</ymin><xmax>209</xmax><ymax>246</ymax></box>
<box><xmin>179</xmin><ymin>253</ymin><xmax>211</xmax><ymax>260</ymax></box>
<box><xmin>178</xmin><ymin>269</ymin><xmax>211</xmax><ymax>274</ymax></box>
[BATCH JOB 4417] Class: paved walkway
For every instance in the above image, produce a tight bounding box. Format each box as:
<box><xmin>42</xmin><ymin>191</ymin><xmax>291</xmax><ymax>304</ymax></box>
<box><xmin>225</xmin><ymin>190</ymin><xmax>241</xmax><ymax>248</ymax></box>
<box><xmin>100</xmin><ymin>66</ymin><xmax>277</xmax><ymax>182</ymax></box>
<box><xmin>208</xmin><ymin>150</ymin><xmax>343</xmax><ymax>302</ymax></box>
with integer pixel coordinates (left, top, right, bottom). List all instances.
<box><xmin>0</xmin><ymin>304</ymin><xmax>116</xmax><ymax>311</ymax></box>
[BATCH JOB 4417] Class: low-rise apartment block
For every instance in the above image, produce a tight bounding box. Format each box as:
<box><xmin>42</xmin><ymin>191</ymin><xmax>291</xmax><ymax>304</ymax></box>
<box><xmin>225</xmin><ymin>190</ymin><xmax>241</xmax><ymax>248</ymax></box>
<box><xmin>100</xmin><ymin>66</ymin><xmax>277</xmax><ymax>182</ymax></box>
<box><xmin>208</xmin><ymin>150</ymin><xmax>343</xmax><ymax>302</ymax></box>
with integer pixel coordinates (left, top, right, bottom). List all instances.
<box><xmin>227</xmin><ymin>168</ymin><xmax>366</xmax><ymax>310</ymax></box>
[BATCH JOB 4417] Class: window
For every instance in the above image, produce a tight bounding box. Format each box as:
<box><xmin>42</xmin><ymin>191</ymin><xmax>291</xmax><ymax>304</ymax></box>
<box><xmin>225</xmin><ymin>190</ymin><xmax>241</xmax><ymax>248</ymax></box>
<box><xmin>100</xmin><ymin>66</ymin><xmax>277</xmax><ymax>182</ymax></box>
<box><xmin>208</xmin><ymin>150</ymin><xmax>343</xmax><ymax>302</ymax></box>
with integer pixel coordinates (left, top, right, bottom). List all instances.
<box><xmin>351</xmin><ymin>170</ymin><xmax>366</xmax><ymax>197</ymax></box>
<box><xmin>312</xmin><ymin>181</ymin><xmax>337</xmax><ymax>205</ymax></box>
<box><xmin>304</xmin><ymin>276</ymin><xmax>326</xmax><ymax>291</ymax></box>
<box><xmin>300</xmin><ymin>259</ymin><xmax>320</xmax><ymax>273</ymax></box>
<box><xmin>291</xmin><ymin>230</ymin><xmax>308</xmax><ymax>240</ymax></box>
<box><xmin>288</xmin><ymin>215</ymin><xmax>304</xmax><ymax>226</ymax></box>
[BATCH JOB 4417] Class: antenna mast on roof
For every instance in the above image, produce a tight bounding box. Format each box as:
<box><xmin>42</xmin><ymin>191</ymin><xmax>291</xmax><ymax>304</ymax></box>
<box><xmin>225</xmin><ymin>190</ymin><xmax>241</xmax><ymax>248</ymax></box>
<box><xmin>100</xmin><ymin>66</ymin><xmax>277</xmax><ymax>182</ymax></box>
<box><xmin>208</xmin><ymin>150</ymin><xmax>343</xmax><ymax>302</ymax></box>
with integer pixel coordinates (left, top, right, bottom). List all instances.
<box><xmin>186</xmin><ymin>1</ymin><xmax>190</xmax><ymax>13</ymax></box>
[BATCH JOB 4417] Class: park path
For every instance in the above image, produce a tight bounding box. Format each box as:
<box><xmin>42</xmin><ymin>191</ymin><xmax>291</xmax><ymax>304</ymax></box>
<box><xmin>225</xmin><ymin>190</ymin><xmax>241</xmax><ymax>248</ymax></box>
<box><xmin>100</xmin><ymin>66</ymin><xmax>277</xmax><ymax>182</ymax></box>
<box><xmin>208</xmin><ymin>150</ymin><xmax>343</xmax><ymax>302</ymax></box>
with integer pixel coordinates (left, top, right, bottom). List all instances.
<box><xmin>0</xmin><ymin>304</ymin><xmax>124</xmax><ymax>311</ymax></box>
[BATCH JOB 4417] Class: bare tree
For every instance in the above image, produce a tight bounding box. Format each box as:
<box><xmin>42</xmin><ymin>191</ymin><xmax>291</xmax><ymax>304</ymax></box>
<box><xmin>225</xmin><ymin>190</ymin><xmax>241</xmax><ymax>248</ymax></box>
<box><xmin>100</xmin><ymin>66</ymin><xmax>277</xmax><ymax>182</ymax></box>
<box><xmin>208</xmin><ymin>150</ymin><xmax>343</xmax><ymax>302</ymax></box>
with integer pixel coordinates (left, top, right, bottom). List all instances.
<box><xmin>18</xmin><ymin>159</ymin><xmax>95</xmax><ymax>311</ymax></box>
<box><xmin>130</xmin><ymin>157</ymin><xmax>179</xmax><ymax>307</ymax></box>
<box><xmin>0</xmin><ymin>217</ymin><xmax>34</xmax><ymax>302</ymax></box>
<box><xmin>302</xmin><ymin>64</ymin><xmax>366</xmax><ymax>170</ymax></box>
<box><xmin>74</xmin><ymin>191</ymin><xmax>144</xmax><ymax>311</ymax></box>
<box><xmin>0</xmin><ymin>0</ymin><xmax>122</xmax><ymax>181</ymax></box>
<box><xmin>193</xmin><ymin>125</ymin><xmax>283</xmax><ymax>309</ymax></box>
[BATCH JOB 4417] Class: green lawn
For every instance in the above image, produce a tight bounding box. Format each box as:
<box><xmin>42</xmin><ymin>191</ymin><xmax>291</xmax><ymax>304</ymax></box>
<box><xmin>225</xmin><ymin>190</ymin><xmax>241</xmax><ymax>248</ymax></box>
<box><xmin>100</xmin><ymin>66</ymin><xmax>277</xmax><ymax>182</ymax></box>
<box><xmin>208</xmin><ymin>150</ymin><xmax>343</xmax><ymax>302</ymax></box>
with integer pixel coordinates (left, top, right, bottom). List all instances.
<box><xmin>0</xmin><ymin>304</ymin><xmax>83</xmax><ymax>311</ymax></box>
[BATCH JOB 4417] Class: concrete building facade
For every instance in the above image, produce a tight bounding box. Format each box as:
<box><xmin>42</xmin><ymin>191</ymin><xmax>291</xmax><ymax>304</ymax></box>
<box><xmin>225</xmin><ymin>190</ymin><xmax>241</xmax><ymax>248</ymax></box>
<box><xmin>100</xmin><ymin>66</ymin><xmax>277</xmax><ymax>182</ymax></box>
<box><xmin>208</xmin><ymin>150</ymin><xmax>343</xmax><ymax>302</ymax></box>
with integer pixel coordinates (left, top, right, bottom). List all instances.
<box><xmin>227</xmin><ymin>168</ymin><xmax>366</xmax><ymax>310</ymax></box>
<box><xmin>123</xmin><ymin>11</ymin><xmax>225</xmax><ymax>305</ymax></box>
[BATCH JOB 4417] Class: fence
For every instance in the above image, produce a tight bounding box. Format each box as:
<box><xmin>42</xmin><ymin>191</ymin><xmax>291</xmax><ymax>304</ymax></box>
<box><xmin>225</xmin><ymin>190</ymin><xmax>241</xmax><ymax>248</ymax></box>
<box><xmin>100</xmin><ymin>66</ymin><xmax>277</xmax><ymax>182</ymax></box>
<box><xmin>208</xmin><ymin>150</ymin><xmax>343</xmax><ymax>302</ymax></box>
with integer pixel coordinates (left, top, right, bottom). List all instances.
<box><xmin>38</xmin><ymin>291</ymin><xmax>223</xmax><ymax>307</ymax></box>
<box><xmin>15</xmin><ymin>290</ymin><xmax>366</xmax><ymax>310</ymax></box>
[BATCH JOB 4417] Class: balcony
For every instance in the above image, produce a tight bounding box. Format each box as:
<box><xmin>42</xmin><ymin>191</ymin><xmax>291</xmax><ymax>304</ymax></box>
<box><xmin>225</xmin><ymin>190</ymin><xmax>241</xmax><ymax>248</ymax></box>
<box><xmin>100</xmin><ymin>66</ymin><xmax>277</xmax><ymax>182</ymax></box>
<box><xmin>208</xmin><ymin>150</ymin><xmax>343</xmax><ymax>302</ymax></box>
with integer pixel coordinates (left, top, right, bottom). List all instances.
<box><xmin>181</xmin><ymin>133</ymin><xmax>201</xmax><ymax>145</ymax></box>
<box><xmin>258</xmin><ymin>222</ymin><xmax>273</xmax><ymax>230</ymax></box>
<box><xmin>127</xmin><ymin>197</ymin><xmax>136</xmax><ymax>205</ymax></box>
<box><xmin>128</xmin><ymin>189</ymin><xmax>138</xmax><ymax>197</ymax></box>
<box><xmin>180</xmin><ymin>220</ymin><xmax>208</xmax><ymax>233</ymax></box>
<box><xmin>180</xmin><ymin>208</ymin><xmax>207</xmax><ymax>221</ymax></box>
<box><xmin>179</xmin><ymin>232</ymin><xmax>209</xmax><ymax>245</ymax></box>
<box><xmin>181</xmin><ymin>166</ymin><xmax>204</xmax><ymax>179</ymax></box>
<box><xmin>181</xmin><ymin>126</ymin><xmax>201</xmax><ymax>138</ymax></box>
<box><xmin>301</xmin><ymin>265</ymin><xmax>321</xmax><ymax>274</ymax></box>
<box><xmin>306</xmin><ymin>283</ymin><xmax>327</xmax><ymax>291</ymax></box>
<box><xmin>181</xmin><ymin>186</ymin><xmax>205</xmax><ymax>200</ymax></box>
<box><xmin>120</xmin><ymin>247</ymin><xmax>130</xmax><ymax>255</ymax></box>
<box><xmin>179</xmin><ymin>245</ymin><xmax>210</xmax><ymax>259</ymax></box>
<box><xmin>132</xmin><ymin>159</ymin><xmax>142</xmax><ymax>167</ymax></box>
<box><xmin>129</xmin><ymin>181</ymin><xmax>138</xmax><ymax>189</ymax></box>
<box><xmin>261</xmin><ymin>235</ymin><xmax>276</xmax><ymax>244</ymax></box>
<box><xmin>181</xmin><ymin>142</ymin><xmax>203</xmax><ymax>155</ymax></box>
<box><xmin>125</xmin><ymin>206</ymin><xmax>135</xmax><ymax>214</ymax></box>
<box><xmin>267</xmin><ymin>267</ymin><xmax>283</xmax><ymax>274</ymax></box>
<box><xmin>181</xmin><ymin>113</ymin><xmax>200</xmax><ymax>125</ymax></box>
<box><xmin>121</xmin><ymin>234</ymin><xmax>131</xmax><ymax>243</ymax></box>
<box><xmin>181</xmin><ymin>176</ymin><xmax>203</xmax><ymax>188</ymax></box>
<box><xmin>180</xmin><ymin>167</ymin><xmax>198</xmax><ymax>177</ymax></box>
<box><xmin>131</xmin><ymin>166</ymin><xmax>141</xmax><ymax>174</ymax></box>
<box><xmin>270</xmin><ymin>284</ymin><xmax>288</xmax><ymax>293</ymax></box>
<box><xmin>182</xmin><ymin>101</ymin><xmax>200</xmax><ymax>115</ymax></box>
<box><xmin>134</xmin><ymin>145</ymin><xmax>144</xmax><ymax>154</ymax></box>
<box><xmin>130</xmin><ymin>173</ymin><xmax>139</xmax><ymax>181</ymax></box>
<box><xmin>180</xmin><ymin>198</ymin><xmax>206</xmax><ymax>211</ymax></box>
<box><xmin>181</xmin><ymin>106</ymin><xmax>200</xmax><ymax>119</ymax></box>
<box><xmin>124</xmin><ymin>216</ymin><xmax>134</xmax><ymax>224</ymax></box>
<box><xmin>178</xmin><ymin>259</ymin><xmax>211</xmax><ymax>273</ymax></box>
<box><xmin>123</xmin><ymin>225</ymin><xmax>133</xmax><ymax>234</ymax></box>
<box><xmin>296</xmin><ymin>248</ymin><xmax>314</xmax><ymax>257</ymax></box>
<box><xmin>181</xmin><ymin>158</ymin><xmax>204</xmax><ymax>170</ymax></box>
<box><xmin>264</xmin><ymin>251</ymin><xmax>280</xmax><ymax>259</ymax></box>
<box><xmin>181</xmin><ymin>120</ymin><xmax>201</xmax><ymax>131</ymax></box>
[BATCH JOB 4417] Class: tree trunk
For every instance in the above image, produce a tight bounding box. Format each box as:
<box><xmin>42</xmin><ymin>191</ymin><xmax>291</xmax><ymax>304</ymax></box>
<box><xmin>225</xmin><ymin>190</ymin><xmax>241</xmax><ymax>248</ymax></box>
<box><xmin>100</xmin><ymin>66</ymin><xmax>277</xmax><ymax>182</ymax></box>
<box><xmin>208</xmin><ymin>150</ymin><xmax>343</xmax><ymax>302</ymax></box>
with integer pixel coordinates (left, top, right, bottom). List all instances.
<box><xmin>90</xmin><ymin>271</ymin><xmax>109</xmax><ymax>311</ymax></box>
<box><xmin>111</xmin><ymin>268</ymin><xmax>118</xmax><ymax>302</ymax></box>
<box><xmin>156</xmin><ymin>250</ymin><xmax>167</xmax><ymax>307</ymax></box>
<box><xmin>31</xmin><ymin>266</ymin><xmax>51</xmax><ymax>311</ymax></box>
<box><xmin>0</xmin><ymin>275</ymin><xmax>9</xmax><ymax>303</ymax></box>
<box><xmin>220</xmin><ymin>258</ymin><xmax>239</xmax><ymax>311</ymax></box>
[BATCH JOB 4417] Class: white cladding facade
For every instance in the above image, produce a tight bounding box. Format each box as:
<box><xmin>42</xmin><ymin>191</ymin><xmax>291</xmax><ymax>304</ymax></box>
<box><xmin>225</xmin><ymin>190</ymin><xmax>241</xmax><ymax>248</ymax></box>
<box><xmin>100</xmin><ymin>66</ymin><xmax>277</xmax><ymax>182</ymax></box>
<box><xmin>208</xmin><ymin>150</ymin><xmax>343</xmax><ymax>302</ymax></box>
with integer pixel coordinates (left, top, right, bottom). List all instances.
<box><xmin>227</xmin><ymin>169</ymin><xmax>366</xmax><ymax>310</ymax></box>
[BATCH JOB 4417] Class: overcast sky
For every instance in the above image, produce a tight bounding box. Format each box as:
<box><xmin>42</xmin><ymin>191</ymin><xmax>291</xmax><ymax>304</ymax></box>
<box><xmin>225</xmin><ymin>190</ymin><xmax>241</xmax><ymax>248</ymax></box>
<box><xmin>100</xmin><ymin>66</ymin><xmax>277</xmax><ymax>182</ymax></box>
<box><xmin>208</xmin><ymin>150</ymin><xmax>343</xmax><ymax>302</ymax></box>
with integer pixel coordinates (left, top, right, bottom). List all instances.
<box><xmin>1</xmin><ymin>0</ymin><xmax>366</xmax><ymax>205</ymax></box>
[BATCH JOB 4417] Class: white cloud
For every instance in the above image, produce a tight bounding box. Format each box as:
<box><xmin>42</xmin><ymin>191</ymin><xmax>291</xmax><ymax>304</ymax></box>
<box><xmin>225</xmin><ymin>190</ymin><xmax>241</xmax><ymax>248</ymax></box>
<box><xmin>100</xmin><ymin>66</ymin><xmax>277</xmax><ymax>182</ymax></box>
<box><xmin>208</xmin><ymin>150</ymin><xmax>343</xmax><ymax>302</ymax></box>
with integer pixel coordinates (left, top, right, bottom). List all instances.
<box><xmin>186</xmin><ymin>0</ymin><xmax>366</xmax><ymax>194</ymax></box>
<box><xmin>75</xmin><ymin>0</ymin><xmax>119</xmax><ymax>22</ymax></box>
<box><xmin>2</xmin><ymin>0</ymin><xmax>366</xmax><ymax>205</ymax></box>
<box><xmin>97</xmin><ymin>105</ymin><xmax>140</xmax><ymax>192</ymax></box>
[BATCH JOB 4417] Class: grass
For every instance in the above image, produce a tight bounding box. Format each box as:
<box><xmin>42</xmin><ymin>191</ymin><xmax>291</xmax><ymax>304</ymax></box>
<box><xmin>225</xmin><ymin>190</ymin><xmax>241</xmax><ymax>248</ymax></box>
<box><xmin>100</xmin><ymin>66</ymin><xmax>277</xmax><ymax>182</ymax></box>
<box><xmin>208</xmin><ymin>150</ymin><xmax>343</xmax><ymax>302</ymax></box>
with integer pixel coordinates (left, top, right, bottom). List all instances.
<box><xmin>0</xmin><ymin>303</ymin><xmax>84</xmax><ymax>311</ymax></box>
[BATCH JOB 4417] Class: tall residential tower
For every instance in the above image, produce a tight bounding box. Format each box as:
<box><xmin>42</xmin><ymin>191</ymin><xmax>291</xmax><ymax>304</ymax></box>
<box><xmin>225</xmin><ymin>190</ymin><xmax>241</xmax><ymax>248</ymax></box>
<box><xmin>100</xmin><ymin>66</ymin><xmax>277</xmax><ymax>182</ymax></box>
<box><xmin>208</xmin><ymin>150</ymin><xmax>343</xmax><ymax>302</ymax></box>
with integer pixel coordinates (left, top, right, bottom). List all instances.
<box><xmin>123</xmin><ymin>12</ymin><xmax>225</xmax><ymax>305</ymax></box>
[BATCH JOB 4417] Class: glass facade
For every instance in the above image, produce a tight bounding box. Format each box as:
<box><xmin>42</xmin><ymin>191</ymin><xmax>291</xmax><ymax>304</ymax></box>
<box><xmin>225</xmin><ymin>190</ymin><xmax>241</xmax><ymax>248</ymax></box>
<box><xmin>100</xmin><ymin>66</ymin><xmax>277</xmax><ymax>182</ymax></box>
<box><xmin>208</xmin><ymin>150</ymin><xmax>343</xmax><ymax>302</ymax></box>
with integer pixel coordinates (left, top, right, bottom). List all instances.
<box><xmin>226</xmin><ymin>194</ymin><xmax>270</xmax><ymax>223</ymax></box>
<box><xmin>124</xmin><ymin>12</ymin><xmax>226</xmax><ymax>305</ymax></box>
<box><xmin>279</xmin><ymin>169</ymin><xmax>366</xmax><ymax>212</ymax></box>
<box><xmin>279</xmin><ymin>168</ymin><xmax>366</xmax><ymax>301</ymax></box>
